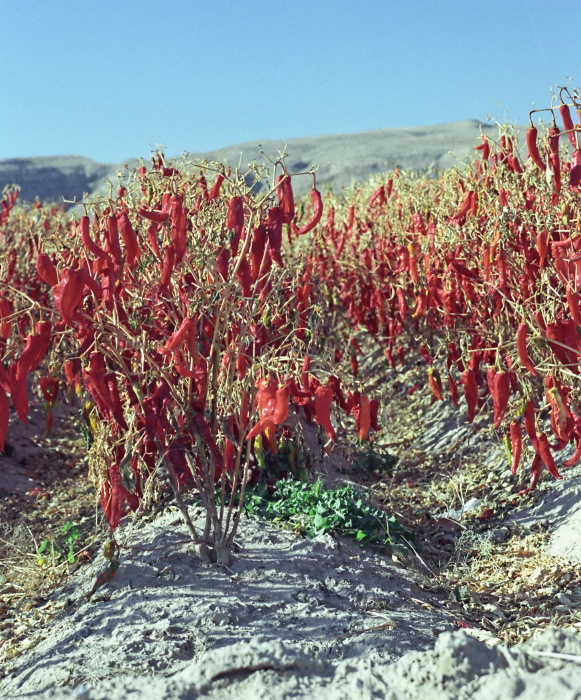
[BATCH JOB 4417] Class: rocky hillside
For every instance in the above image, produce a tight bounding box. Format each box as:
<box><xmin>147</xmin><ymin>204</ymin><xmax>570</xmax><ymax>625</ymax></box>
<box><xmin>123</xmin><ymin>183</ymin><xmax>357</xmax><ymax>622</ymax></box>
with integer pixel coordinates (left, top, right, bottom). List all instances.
<box><xmin>1</xmin><ymin>120</ymin><xmax>521</xmax><ymax>204</ymax></box>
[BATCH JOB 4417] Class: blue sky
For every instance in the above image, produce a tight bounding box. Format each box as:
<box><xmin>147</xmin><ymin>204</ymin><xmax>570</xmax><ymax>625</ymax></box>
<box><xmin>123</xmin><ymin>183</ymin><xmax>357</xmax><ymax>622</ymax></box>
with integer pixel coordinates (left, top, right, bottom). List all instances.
<box><xmin>2</xmin><ymin>0</ymin><xmax>580</xmax><ymax>163</ymax></box>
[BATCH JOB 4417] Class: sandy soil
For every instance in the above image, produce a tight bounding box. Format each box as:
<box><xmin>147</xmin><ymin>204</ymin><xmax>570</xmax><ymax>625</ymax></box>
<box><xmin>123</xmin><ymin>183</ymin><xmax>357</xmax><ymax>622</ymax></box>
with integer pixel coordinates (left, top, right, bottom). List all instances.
<box><xmin>2</xmin><ymin>391</ymin><xmax>581</xmax><ymax>698</ymax></box>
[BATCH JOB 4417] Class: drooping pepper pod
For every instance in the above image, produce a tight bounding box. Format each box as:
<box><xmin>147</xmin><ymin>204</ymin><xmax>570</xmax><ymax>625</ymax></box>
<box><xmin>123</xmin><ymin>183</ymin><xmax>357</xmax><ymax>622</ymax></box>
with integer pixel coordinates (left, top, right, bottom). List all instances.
<box><xmin>460</xmin><ymin>369</ymin><xmax>478</xmax><ymax>423</ymax></box>
<box><xmin>267</xmin><ymin>206</ymin><xmax>284</xmax><ymax>267</ymax></box>
<box><xmin>35</xmin><ymin>252</ymin><xmax>58</xmax><ymax>287</ymax></box>
<box><xmin>227</xmin><ymin>196</ymin><xmax>244</xmax><ymax>257</ymax></box>
<box><xmin>509</xmin><ymin>422</ymin><xmax>523</xmax><ymax>475</ymax></box>
<box><xmin>208</xmin><ymin>172</ymin><xmax>225</xmax><ymax>200</ymax></box>
<box><xmin>158</xmin><ymin>317</ymin><xmax>196</xmax><ymax>355</ymax></box>
<box><xmin>314</xmin><ymin>385</ymin><xmax>337</xmax><ymax>442</ymax></box>
<box><xmin>246</xmin><ymin>380</ymin><xmax>289</xmax><ymax>440</ymax></box>
<box><xmin>80</xmin><ymin>215</ymin><xmax>110</xmax><ymax>262</ymax></box>
<box><xmin>526</xmin><ymin>127</ymin><xmax>546</xmax><ymax>170</ymax></box>
<box><xmin>536</xmin><ymin>431</ymin><xmax>562</xmax><ymax>479</ymax></box>
<box><xmin>351</xmin><ymin>392</ymin><xmax>371</xmax><ymax>441</ymax></box>
<box><xmin>428</xmin><ymin>367</ymin><xmax>443</xmax><ymax>401</ymax></box>
<box><xmin>492</xmin><ymin>371</ymin><xmax>510</xmax><ymax>429</ymax></box>
<box><xmin>52</xmin><ymin>268</ymin><xmax>86</xmax><ymax>327</ymax></box>
<box><xmin>516</xmin><ymin>323</ymin><xmax>538</xmax><ymax>376</ymax></box>
<box><xmin>116</xmin><ymin>211</ymin><xmax>141</xmax><ymax>269</ymax></box>
<box><xmin>292</xmin><ymin>189</ymin><xmax>323</xmax><ymax>236</ymax></box>
<box><xmin>276</xmin><ymin>174</ymin><xmax>295</xmax><ymax>224</ymax></box>
<box><xmin>16</xmin><ymin>321</ymin><xmax>52</xmax><ymax>379</ymax></box>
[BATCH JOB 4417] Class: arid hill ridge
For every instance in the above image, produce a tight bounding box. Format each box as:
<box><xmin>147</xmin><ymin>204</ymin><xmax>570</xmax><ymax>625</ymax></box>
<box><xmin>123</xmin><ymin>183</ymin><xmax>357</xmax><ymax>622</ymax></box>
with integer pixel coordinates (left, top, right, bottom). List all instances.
<box><xmin>1</xmin><ymin>119</ymin><xmax>523</xmax><ymax>204</ymax></box>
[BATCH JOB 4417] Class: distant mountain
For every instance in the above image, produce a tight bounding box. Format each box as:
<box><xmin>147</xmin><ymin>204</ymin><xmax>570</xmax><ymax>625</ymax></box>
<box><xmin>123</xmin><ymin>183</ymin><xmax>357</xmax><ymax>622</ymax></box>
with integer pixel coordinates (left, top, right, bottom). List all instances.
<box><xmin>1</xmin><ymin>120</ymin><xmax>520</xmax><ymax>205</ymax></box>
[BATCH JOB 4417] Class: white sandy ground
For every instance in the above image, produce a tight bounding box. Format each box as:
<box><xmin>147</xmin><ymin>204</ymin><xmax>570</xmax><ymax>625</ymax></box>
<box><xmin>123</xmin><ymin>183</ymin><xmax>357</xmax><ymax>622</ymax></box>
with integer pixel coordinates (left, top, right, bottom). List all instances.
<box><xmin>1</xmin><ymin>506</ymin><xmax>581</xmax><ymax>700</ymax></box>
<box><xmin>2</xmin><ymin>395</ymin><xmax>581</xmax><ymax>698</ymax></box>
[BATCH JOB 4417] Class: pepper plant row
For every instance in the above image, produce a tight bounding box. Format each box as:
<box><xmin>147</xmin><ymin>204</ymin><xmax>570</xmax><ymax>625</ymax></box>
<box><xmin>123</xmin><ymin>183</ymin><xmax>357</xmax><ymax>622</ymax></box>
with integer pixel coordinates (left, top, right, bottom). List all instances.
<box><xmin>0</xmin><ymin>157</ymin><xmax>375</xmax><ymax>565</ymax></box>
<box><xmin>307</xmin><ymin>86</ymin><xmax>581</xmax><ymax>494</ymax></box>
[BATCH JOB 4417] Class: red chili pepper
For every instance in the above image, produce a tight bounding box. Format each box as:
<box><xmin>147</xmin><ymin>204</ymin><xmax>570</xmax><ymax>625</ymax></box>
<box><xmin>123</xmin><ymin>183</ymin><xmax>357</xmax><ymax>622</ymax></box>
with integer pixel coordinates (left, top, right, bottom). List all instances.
<box><xmin>137</xmin><ymin>206</ymin><xmax>169</xmax><ymax>223</ymax></box>
<box><xmin>17</xmin><ymin>322</ymin><xmax>52</xmax><ymax>378</ymax></box>
<box><xmin>516</xmin><ymin>323</ymin><xmax>538</xmax><ymax>376</ymax></box>
<box><xmin>526</xmin><ymin>127</ymin><xmax>546</xmax><ymax>170</ymax></box>
<box><xmin>492</xmin><ymin>371</ymin><xmax>510</xmax><ymax>429</ymax></box>
<box><xmin>560</xmin><ymin>103</ymin><xmax>577</xmax><ymax>147</ymax></box>
<box><xmin>528</xmin><ymin>452</ymin><xmax>543</xmax><ymax>491</ymax></box>
<box><xmin>461</xmin><ymin>369</ymin><xmax>478</xmax><ymax>423</ymax></box>
<box><xmin>105</xmin><ymin>216</ymin><xmax>123</xmax><ymax>268</ymax></box>
<box><xmin>276</xmin><ymin>174</ymin><xmax>295</xmax><ymax>224</ymax></box>
<box><xmin>567</xmin><ymin>286</ymin><xmax>581</xmax><ymax>326</ymax></box>
<box><xmin>36</xmin><ymin>253</ymin><xmax>58</xmax><ymax>287</ymax></box>
<box><xmin>79</xmin><ymin>216</ymin><xmax>110</xmax><ymax>262</ymax></box>
<box><xmin>52</xmin><ymin>268</ymin><xmax>85</xmax><ymax>326</ymax></box>
<box><xmin>292</xmin><ymin>189</ymin><xmax>323</xmax><ymax>236</ymax></box>
<box><xmin>216</xmin><ymin>247</ymin><xmax>230</xmax><ymax>281</ymax></box>
<box><xmin>250</xmin><ymin>224</ymin><xmax>267</xmax><ymax>282</ymax></box>
<box><xmin>351</xmin><ymin>393</ymin><xmax>371</xmax><ymax>441</ymax></box>
<box><xmin>369</xmin><ymin>185</ymin><xmax>386</xmax><ymax>207</ymax></box>
<box><xmin>536</xmin><ymin>431</ymin><xmax>562</xmax><ymax>479</ymax></box>
<box><xmin>116</xmin><ymin>211</ymin><xmax>140</xmax><ymax>269</ymax></box>
<box><xmin>428</xmin><ymin>367</ymin><xmax>443</xmax><ymax>401</ymax></box>
<box><xmin>569</xmin><ymin>149</ymin><xmax>581</xmax><ymax>189</ymax></box>
<box><xmin>564</xmin><ymin>435</ymin><xmax>581</xmax><ymax>467</ymax></box>
<box><xmin>509</xmin><ymin>422</ymin><xmax>522</xmax><ymax>475</ymax></box>
<box><xmin>147</xmin><ymin>222</ymin><xmax>162</xmax><ymax>261</ymax></box>
<box><xmin>208</xmin><ymin>172</ymin><xmax>224</xmax><ymax>200</ymax></box>
<box><xmin>8</xmin><ymin>363</ymin><xmax>29</xmax><ymax>423</ymax></box>
<box><xmin>160</xmin><ymin>245</ymin><xmax>175</xmax><ymax>291</ymax></box>
<box><xmin>267</xmin><ymin>206</ymin><xmax>284</xmax><ymax>267</ymax></box>
<box><xmin>523</xmin><ymin>399</ymin><xmax>539</xmax><ymax>451</ymax></box>
<box><xmin>159</xmin><ymin>317</ymin><xmax>195</xmax><ymax>355</ymax></box>
<box><xmin>170</xmin><ymin>195</ymin><xmax>187</xmax><ymax>262</ymax></box>
<box><xmin>447</xmin><ymin>373</ymin><xmax>459</xmax><ymax>407</ymax></box>
<box><xmin>314</xmin><ymin>385</ymin><xmax>337</xmax><ymax>442</ymax></box>
<box><xmin>246</xmin><ymin>380</ymin><xmax>289</xmax><ymax>440</ymax></box>
<box><xmin>236</xmin><ymin>258</ymin><xmax>252</xmax><ymax>297</ymax></box>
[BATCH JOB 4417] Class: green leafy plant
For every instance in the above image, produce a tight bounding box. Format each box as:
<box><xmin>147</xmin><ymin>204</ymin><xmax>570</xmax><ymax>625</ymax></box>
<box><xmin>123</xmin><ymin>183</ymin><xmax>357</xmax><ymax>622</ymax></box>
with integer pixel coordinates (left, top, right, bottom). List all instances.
<box><xmin>37</xmin><ymin>522</ymin><xmax>81</xmax><ymax>566</ymax></box>
<box><xmin>244</xmin><ymin>477</ymin><xmax>410</xmax><ymax>548</ymax></box>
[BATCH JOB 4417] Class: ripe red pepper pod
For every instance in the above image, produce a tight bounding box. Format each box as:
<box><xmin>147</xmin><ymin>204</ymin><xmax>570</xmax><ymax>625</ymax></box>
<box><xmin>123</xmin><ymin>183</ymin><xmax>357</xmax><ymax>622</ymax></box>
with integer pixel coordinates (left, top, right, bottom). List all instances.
<box><xmin>428</xmin><ymin>367</ymin><xmax>443</xmax><ymax>401</ymax></box>
<box><xmin>227</xmin><ymin>196</ymin><xmax>244</xmax><ymax>230</ymax></box>
<box><xmin>137</xmin><ymin>206</ymin><xmax>169</xmax><ymax>224</ymax></box>
<box><xmin>17</xmin><ymin>321</ymin><xmax>52</xmax><ymax>378</ymax></box>
<box><xmin>236</xmin><ymin>258</ymin><xmax>252</xmax><ymax>297</ymax></box>
<box><xmin>536</xmin><ymin>431</ymin><xmax>562</xmax><ymax>479</ymax></box>
<box><xmin>509</xmin><ymin>422</ymin><xmax>523</xmax><ymax>475</ymax></box>
<box><xmin>523</xmin><ymin>399</ymin><xmax>539</xmax><ymax>452</ymax></box>
<box><xmin>356</xmin><ymin>394</ymin><xmax>371</xmax><ymax>441</ymax></box>
<box><xmin>160</xmin><ymin>245</ymin><xmax>175</xmax><ymax>291</ymax></box>
<box><xmin>528</xmin><ymin>452</ymin><xmax>543</xmax><ymax>491</ymax></box>
<box><xmin>267</xmin><ymin>206</ymin><xmax>284</xmax><ymax>267</ymax></box>
<box><xmin>461</xmin><ymin>369</ymin><xmax>478</xmax><ymax>423</ymax></box>
<box><xmin>559</xmin><ymin>103</ymin><xmax>578</xmax><ymax>147</ymax></box>
<box><xmin>569</xmin><ymin>149</ymin><xmax>581</xmax><ymax>189</ymax></box>
<box><xmin>105</xmin><ymin>216</ymin><xmax>123</xmax><ymax>267</ymax></box>
<box><xmin>116</xmin><ymin>211</ymin><xmax>141</xmax><ymax>269</ymax></box>
<box><xmin>159</xmin><ymin>317</ymin><xmax>195</xmax><ymax>355</ymax></box>
<box><xmin>492</xmin><ymin>371</ymin><xmax>510</xmax><ymax>429</ymax></box>
<box><xmin>53</xmin><ymin>268</ymin><xmax>86</xmax><ymax>326</ymax></box>
<box><xmin>80</xmin><ymin>215</ymin><xmax>110</xmax><ymax>262</ymax></box>
<box><xmin>208</xmin><ymin>172</ymin><xmax>225</xmax><ymax>200</ymax></box>
<box><xmin>516</xmin><ymin>323</ymin><xmax>538</xmax><ymax>376</ymax></box>
<box><xmin>276</xmin><ymin>174</ymin><xmax>295</xmax><ymax>224</ymax></box>
<box><xmin>474</xmin><ymin>135</ymin><xmax>491</xmax><ymax>161</ymax></box>
<box><xmin>36</xmin><ymin>253</ymin><xmax>58</xmax><ymax>287</ymax></box>
<box><xmin>526</xmin><ymin>127</ymin><xmax>546</xmax><ymax>170</ymax></box>
<box><xmin>369</xmin><ymin>185</ymin><xmax>386</xmax><ymax>207</ymax></box>
<box><xmin>314</xmin><ymin>385</ymin><xmax>337</xmax><ymax>442</ymax></box>
<box><xmin>292</xmin><ymin>189</ymin><xmax>323</xmax><ymax>236</ymax></box>
<box><xmin>8</xmin><ymin>363</ymin><xmax>29</xmax><ymax>423</ymax></box>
